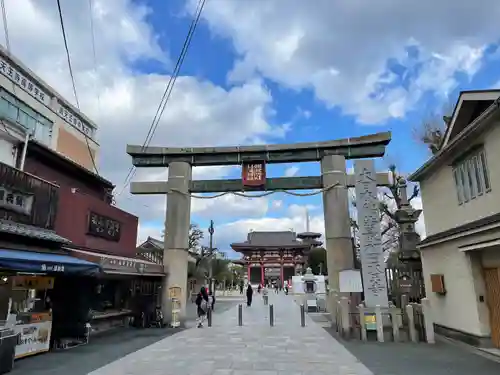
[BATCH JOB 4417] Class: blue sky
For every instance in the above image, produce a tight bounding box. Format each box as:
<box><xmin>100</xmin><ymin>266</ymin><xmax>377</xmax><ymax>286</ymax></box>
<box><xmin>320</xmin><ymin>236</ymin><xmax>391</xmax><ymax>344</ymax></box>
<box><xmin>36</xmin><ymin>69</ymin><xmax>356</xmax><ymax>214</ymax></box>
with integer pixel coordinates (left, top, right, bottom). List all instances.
<box><xmin>121</xmin><ymin>0</ymin><xmax>500</xmax><ymax>257</ymax></box>
<box><xmin>7</xmin><ymin>0</ymin><xmax>500</xmax><ymax>259</ymax></box>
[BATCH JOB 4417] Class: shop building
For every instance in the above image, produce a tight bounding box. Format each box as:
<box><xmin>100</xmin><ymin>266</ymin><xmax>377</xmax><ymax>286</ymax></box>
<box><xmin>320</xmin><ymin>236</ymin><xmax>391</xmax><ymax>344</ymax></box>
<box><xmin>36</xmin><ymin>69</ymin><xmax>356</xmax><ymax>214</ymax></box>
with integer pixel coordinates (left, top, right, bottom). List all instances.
<box><xmin>409</xmin><ymin>89</ymin><xmax>500</xmax><ymax>348</ymax></box>
<box><xmin>22</xmin><ymin>140</ymin><xmax>165</xmax><ymax>335</ymax></box>
<box><xmin>0</xmin><ymin>45</ymin><xmax>99</xmax><ymax>172</ymax></box>
<box><xmin>0</xmin><ymin>160</ymin><xmax>101</xmax><ymax>360</ymax></box>
<box><xmin>137</xmin><ymin>236</ymin><xmax>198</xmax><ymax>296</ymax></box>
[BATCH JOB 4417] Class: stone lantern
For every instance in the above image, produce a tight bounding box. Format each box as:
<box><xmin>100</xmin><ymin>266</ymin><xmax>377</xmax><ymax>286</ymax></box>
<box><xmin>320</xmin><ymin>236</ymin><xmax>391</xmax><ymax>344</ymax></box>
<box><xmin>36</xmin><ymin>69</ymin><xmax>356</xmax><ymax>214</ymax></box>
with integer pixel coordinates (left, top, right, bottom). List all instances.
<box><xmin>302</xmin><ymin>267</ymin><xmax>318</xmax><ymax>312</ymax></box>
<box><xmin>393</xmin><ymin>178</ymin><xmax>423</xmax><ymax>298</ymax></box>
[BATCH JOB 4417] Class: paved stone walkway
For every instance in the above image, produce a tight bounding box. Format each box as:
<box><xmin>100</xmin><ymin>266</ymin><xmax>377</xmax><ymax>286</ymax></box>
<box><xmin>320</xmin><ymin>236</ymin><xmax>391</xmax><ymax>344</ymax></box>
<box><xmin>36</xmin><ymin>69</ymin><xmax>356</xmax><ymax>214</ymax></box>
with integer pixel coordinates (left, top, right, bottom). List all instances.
<box><xmin>89</xmin><ymin>293</ymin><xmax>374</xmax><ymax>375</ymax></box>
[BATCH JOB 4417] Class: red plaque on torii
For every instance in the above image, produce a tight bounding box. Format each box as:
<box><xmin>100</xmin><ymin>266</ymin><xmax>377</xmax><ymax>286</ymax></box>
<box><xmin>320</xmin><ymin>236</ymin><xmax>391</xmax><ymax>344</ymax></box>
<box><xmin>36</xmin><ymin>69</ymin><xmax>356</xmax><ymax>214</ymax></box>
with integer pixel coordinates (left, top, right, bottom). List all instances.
<box><xmin>242</xmin><ymin>161</ymin><xmax>266</xmax><ymax>187</ymax></box>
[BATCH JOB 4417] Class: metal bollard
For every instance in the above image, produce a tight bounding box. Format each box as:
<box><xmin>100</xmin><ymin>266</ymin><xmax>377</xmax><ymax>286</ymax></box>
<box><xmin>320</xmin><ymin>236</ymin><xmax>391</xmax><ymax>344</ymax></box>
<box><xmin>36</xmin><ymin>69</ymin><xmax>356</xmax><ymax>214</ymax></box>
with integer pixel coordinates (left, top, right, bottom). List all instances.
<box><xmin>238</xmin><ymin>304</ymin><xmax>243</xmax><ymax>326</ymax></box>
<box><xmin>300</xmin><ymin>304</ymin><xmax>305</xmax><ymax>327</ymax></box>
<box><xmin>269</xmin><ymin>304</ymin><xmax>274</xmax><ymax>327</ymax></box>
<box><xmin>207</xmin><ymin>308</ymin><xmax>212</xmax><ymax>327</ymax></box>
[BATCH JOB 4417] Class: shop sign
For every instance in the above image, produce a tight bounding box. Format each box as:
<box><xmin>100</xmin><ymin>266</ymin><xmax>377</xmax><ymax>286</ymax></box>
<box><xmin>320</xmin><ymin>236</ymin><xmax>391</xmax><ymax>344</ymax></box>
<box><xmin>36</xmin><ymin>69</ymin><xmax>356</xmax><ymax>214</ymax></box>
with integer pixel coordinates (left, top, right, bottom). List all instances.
<box><xmin>40</xmin><ymin>264</ymin><xmax>65</xmax><ymax>272</ymax></box>
<box><xmin>88</xmin><ymin>211</ymin><xmax>121</xmax><ymax>242</ymax></box>
<box><xmin>15</xmin><ymin>321</ymin><xmax>52</xmax><ymax>359</ymax></box>
<box><xmin>56</xmin><ymin>103</ymin><xmax>94</xmax><ymax>138</ymax></box>
<box><xmin>0</xmin><ymin>57</ymin><xmax>51</xmax><ymax>106</ymax></box>
<box><xmin>242</xmin><ymin>161</ymin><xmax>266</xmax><ymax>187</ymax></box>
<box><xmin>12</xmin><ymin>276</ymin><xmax>54</xmax><ymax>290</ymax></box>
<box><xmin>0</xmin><ymin>187</ymin><xmax>33</xmax><ymax>216</ymax></box>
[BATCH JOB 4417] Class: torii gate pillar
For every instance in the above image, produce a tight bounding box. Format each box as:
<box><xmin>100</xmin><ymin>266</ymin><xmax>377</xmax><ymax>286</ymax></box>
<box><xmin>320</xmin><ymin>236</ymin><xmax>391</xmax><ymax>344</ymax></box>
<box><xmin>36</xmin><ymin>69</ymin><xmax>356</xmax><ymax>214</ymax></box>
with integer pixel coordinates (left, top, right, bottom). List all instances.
<box><xmin>321</xmin><ymin>155</ymin><xmax>354</xmax><ymax>315</ymax></box>
<box><xmin>162</xmin><ymin>161</ymin><xmax>192</xmax><ymax>326</ymax></box>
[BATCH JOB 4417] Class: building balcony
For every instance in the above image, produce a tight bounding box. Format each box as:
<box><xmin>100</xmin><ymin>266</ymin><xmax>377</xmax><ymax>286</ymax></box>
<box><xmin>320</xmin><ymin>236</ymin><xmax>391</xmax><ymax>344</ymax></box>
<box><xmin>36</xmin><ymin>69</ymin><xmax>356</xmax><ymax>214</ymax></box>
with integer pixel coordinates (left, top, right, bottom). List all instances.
<box><xmin>0</xmin><ymin>161</ymin><xmax>59</xmax><ymax>229</ymax></box>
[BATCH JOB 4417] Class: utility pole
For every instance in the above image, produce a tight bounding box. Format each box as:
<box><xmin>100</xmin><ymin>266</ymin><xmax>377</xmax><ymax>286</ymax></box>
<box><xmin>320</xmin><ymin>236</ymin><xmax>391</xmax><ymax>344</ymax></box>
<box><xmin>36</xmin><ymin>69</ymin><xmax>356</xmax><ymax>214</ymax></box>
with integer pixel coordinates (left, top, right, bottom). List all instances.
<box><xmin>208</xmin><ymin>220</ymin><xmax>214</xmax><ymax>292</ymax></box>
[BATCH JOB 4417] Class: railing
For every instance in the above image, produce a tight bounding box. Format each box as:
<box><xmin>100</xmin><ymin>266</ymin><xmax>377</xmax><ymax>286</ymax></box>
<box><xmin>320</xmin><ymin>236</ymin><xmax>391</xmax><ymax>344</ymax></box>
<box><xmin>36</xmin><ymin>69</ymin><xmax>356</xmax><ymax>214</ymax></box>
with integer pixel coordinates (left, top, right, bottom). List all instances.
<box><xmin>0</xmin><ymin>161</ymin><xmax>59</xmax><ymax>229</ymax></box>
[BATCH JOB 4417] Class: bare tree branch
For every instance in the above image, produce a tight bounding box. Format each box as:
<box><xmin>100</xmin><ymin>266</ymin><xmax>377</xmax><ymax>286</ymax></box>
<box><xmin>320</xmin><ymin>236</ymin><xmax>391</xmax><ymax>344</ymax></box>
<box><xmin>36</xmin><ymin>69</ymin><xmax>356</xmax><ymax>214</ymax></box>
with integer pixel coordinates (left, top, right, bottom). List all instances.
<box><xmin>408</xmin><ymin>184</ymin><xmax>420</xmax><ymax>202</ymax></box>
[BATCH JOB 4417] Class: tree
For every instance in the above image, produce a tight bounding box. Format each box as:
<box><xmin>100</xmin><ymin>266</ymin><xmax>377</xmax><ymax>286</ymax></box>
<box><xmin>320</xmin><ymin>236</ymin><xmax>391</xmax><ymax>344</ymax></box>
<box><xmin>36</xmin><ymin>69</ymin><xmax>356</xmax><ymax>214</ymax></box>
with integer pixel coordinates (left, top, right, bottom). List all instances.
<box><xmin>307</xmin><ymin>247</ymin><xmax>328</xmax><ymax>275</ymax></box>
<box><xmin>162</xmin><ymin>223</ymin><xmax>204</xmax><ymax>252</ymax></box>
<box><xmin>413</xmin><ymin>119</ymin><xmax>446</xmax><ymax>155</ymax></box>
<box><xmin>350</xmin><ymin>164</ymin><xmax>420</xmax><ymax>257</ymax></box>
<box><xmin>413</xmin><ymin>100</ymin><xmax>454</xmax><ymax>155</ymax></box>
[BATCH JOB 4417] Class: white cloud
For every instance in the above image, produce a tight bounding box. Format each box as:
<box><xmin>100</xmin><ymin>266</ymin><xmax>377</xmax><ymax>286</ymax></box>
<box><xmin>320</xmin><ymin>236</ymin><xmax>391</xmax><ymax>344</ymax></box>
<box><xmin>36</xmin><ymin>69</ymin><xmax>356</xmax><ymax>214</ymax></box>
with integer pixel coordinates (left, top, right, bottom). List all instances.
<box><xmin>271</xmin><ymin>200</ymin><xmax>283</xmax><ymax>210</ymax></box>
<box><xmin>3</xmin><ymin>0</ymin><xmax>290</xmax><ymax>238</ymax></box>
<box><xmin>191</xmin><ymin>194</ymin><xmax>269</xmax><ymax>219</ymax></box>
<box><xmin>191</xmin><ymin>0</ymin><xmax>498</xmax><ymax>124</ymax></box>
<box><xmin>284</xmin><ymin>166</ymin><xmax>299</xmax><ymax>177</ymax></box>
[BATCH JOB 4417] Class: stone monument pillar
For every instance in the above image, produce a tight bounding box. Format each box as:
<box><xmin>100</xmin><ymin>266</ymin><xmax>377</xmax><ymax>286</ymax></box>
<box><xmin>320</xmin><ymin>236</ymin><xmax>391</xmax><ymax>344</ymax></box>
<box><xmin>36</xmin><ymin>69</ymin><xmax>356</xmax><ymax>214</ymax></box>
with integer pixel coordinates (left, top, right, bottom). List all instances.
<box><xmin>321</xmin><ymin>155</ymin><xmax>354</xmax><ymax>314</ymax></box>
<box><xmin>162</xmin><ymin>161</ymin><xmax>192</xmax><ymax>326</ymax></box>
<box><xmin>354</xmin><ymin>159</ymin><xmax>389</xmax><ymax>308</ymax></box>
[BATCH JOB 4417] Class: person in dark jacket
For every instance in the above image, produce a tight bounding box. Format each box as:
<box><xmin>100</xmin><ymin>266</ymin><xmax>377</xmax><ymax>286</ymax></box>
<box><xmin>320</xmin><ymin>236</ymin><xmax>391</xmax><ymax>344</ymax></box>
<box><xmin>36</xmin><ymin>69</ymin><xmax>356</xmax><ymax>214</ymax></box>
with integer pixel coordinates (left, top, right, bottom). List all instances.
<box><xmin>208</xmin><ymin>290</ymin><xmax>216</xmax><ymax>311</ymax></box>
<box><xmin>246</xmin><ymin>284</ymin><xmax>253</xmax><ymax>307</ymax></box>
<box><xmin>195</xmin><ymin>287</ymin><xmax>209</xmax><ymax>328</ymax></box>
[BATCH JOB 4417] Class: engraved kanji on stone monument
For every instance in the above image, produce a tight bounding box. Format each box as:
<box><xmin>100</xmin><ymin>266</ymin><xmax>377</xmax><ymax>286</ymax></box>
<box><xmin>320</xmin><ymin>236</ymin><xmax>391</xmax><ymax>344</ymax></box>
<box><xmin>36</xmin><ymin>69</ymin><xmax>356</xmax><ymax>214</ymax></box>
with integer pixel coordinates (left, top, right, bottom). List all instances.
<box><xmin>354</xmin><ymin>160</ymin><xmax>389</xmax><ymax>308</ymax></box>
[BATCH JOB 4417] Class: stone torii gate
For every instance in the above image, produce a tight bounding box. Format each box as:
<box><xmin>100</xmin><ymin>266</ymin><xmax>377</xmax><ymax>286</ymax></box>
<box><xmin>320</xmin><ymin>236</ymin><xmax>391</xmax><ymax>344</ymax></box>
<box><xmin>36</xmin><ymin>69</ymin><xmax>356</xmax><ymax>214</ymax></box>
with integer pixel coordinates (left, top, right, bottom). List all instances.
<box><xmin>127</xmin><ymin>132</ymin><xmax>392</xmax><ymax>325</ymax></box>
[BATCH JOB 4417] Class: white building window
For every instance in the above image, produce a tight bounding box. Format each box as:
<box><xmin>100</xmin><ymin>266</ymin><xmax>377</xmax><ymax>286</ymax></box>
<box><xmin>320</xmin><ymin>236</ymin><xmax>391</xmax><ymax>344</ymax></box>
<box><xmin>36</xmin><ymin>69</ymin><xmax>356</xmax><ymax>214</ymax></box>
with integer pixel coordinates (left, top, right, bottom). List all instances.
<box><xmin>0</xmin><ymin>90</ymin><xmax>53</xmax><ymax>146</ymax></box>
<box><xmin>453</xmin><ymin>148</ymin><xmax>491</xmax><ymax>205</ymax></box>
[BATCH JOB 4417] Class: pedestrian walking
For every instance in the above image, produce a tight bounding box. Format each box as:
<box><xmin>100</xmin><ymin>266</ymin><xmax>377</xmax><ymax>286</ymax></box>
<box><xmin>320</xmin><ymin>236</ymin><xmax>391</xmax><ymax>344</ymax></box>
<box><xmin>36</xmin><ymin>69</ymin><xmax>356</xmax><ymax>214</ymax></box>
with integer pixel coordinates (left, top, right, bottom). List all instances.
<box><xmin>195</xmin><ymin>286</ymin><xmax>209</xmax><ymax>328</ymax></box>
<box><xmin>246</xmin><ymin>284</ymin><xmax>253</xmax><ymax>307</ymax></box>
<box><xmin>208</xmin><ymin>290</ymin><xmax>216</xmax><ymax>311</ymax></box>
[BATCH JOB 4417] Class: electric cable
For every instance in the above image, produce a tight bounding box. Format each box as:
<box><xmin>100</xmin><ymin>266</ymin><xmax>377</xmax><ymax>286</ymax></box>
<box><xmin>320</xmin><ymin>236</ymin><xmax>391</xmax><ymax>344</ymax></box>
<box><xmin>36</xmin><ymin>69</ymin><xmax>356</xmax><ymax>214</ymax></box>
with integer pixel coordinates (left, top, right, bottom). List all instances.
<box><xmin>117</xmin><ymin>0</ymin><xmax>206</xmax><ymax>197</ymax></box>
<box><xmin>1</xmin><ymin>0</ymin><xmax>9</xmax><ymax>52</ymax></box>
<box><xmin>56</xmin><ymin>0</ymin><xmax>100</xmax><ymax>174</ymax></box>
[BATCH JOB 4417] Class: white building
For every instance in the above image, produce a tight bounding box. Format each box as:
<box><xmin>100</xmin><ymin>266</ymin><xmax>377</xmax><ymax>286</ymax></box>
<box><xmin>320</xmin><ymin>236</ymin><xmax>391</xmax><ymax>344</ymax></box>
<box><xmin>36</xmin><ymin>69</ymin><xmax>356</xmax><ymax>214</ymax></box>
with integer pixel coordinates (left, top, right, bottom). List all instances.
<box><xmin>409</xmin><ymin>89</ymin><xmax>500</xmax><ymax>348</ymax></box>
<box><xmin>0</xmin><ymin>46</ymin><xmax>99</xmax><ymax>171</ymax></box>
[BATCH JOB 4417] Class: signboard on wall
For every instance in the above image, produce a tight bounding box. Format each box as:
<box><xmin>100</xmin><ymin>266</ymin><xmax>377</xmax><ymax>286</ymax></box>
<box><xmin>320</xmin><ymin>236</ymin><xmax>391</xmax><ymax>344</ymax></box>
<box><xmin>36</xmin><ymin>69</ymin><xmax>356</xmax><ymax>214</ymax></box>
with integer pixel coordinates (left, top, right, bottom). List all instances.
<box><xmin>0</xmin><ymin>186</ymin><xmax>34</xmax><ymax>215</ymax></box>
<box><xmin>242</xmin><ymin>161</ymin><xmax>266</xmax><ymax>187</ymax></box>
<box><xmin>88</xmin><ymin>211</ymin><xmax>121</xmax><ymax>242</ymax></box>
<box><xmin>56</xmin><ymin>103</ymin><xmax>95</xmax><ymax>138</ymax></box>
<box><xmin>0</xmin><ymin>57</ymin><xmax>51</xmax><ymax>106</ymax></box>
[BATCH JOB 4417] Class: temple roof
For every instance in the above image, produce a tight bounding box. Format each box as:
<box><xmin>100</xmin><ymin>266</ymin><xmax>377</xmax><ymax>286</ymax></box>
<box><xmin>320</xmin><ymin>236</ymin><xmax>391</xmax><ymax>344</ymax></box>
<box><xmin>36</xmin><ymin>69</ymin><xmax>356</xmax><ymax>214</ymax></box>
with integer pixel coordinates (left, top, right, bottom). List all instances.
<box><xmin>296</xmin><ymin>231</ymin><xmax>322</xmax><ymax>239</ymax></box>
<box><xmin>231</xmin><ymin>231</ymin><xmax>310</xmax><ymax>251</ymax></box>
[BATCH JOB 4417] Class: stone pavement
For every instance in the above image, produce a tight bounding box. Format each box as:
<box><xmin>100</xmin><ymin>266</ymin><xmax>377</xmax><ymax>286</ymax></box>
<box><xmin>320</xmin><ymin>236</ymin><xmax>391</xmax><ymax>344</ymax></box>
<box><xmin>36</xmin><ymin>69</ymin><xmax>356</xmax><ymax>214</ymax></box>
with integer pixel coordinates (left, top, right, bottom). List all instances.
<box><xmin>13</xmin><ymin>300</ymin><xmax>239</xmax><ymax>375</ymax></box>
<box><xmin>89</xmin><ymin>293</ymin><xmax>374</xmax><ymax>375</ymax></box>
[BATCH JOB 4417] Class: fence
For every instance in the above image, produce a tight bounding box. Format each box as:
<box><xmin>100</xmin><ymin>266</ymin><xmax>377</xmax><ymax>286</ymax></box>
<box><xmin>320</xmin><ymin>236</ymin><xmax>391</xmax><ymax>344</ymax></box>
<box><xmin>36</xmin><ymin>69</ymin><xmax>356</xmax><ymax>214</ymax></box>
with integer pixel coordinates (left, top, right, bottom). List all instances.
<box><xmin>331</xmin><ymin>296</ymin><xmax>435</xmax><ymax>344</ymax></box>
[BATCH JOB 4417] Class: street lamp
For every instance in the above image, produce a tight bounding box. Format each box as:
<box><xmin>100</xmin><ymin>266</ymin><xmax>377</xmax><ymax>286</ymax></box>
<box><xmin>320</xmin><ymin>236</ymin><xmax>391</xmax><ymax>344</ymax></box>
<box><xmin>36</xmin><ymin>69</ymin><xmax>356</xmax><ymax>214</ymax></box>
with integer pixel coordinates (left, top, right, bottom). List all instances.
<box><xmin>208</xmin><ymin>220</ymin><xmax>215</xmax><ymax>291</ymax></box>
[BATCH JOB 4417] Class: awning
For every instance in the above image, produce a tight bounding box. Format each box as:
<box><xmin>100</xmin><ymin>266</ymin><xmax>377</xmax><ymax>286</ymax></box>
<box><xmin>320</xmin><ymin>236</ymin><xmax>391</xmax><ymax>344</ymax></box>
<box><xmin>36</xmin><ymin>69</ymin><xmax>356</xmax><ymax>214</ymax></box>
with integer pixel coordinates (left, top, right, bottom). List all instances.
<box><xmin>66</xmin><ymin>248</ymin><xmax>165</xmax><ymax>277</ymax></box>
<box><xmin>0</xmin><ymin>249</ymin><xmax>101</xmax><ymax>275</ymax></box>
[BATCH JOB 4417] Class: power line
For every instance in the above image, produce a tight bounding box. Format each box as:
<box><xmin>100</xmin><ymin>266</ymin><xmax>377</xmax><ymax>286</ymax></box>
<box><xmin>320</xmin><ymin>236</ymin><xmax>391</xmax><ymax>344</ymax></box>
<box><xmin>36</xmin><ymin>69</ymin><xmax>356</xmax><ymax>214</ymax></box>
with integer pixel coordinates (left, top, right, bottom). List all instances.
<box><xmin>87</xmin><ymin>0</ymin><xmax>101</xmax><ymax>118</ymax></box>
<box><xmin>1</xmin><ymin>0</ymin><xmax>9</xmax><ymax>52</ymax></box>
<box><xmin>117</xmin><ymin>0</ymin><xmax>207</xmax><ymax>197</ymax></box>
<box><xmin>56</xmin><ymin>0</ymin><xmax>99</xmax><ymax>174</ymax></box>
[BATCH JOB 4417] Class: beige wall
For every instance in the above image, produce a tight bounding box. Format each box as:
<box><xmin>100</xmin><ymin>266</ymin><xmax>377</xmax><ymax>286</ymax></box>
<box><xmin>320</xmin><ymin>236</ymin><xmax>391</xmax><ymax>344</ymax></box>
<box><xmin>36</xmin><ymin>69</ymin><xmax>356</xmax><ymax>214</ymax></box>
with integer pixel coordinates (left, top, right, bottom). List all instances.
<box><xmin>0</xmin><ymin>52</ymin><xmax>99</xmax><ymax>172</ymax></box>
<box><xmin>420</xmin><ymin>121</ymin><xmax>500</xmax><ymax>237</ymax></box>
<box><xmin>421</xmin><ymin>237</ymin><xmax>493</xmax><ymax>337</ymax></box>
<box><xmin>56</xmin><ymin>127</ymin><xmax>97</xmax><ymax>172</ymax></box>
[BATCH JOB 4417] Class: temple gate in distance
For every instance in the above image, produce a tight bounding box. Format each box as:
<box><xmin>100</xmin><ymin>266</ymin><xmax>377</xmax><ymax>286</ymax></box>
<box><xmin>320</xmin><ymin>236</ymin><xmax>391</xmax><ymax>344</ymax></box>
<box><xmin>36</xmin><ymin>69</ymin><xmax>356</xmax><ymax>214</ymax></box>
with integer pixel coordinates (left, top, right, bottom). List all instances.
<box><xmin>231</xmin><ymin>230</ymin><xmax>322</xmax><ymax>286</ymax></box>
<box><xmin>127</xmin><ymin>132</ymin><xmax>392</xmax><ymax>325</ymax></box>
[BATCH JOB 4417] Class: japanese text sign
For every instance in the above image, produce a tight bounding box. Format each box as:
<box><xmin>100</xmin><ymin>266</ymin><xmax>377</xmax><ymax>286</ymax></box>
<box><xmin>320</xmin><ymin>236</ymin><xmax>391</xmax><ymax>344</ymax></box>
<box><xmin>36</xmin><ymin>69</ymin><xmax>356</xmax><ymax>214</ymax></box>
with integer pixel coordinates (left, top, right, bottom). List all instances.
<box><xmin>242</xmin><ymin>161</ymin><xmax>266</xmax><ymax>187</ymax></box>
<box><xmin>354</xmin><ymin>159</ymin><xmax>389</xmax><ymax>308</ymax></box>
